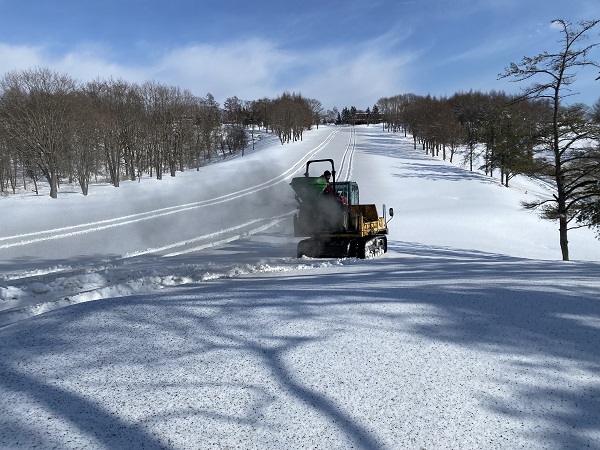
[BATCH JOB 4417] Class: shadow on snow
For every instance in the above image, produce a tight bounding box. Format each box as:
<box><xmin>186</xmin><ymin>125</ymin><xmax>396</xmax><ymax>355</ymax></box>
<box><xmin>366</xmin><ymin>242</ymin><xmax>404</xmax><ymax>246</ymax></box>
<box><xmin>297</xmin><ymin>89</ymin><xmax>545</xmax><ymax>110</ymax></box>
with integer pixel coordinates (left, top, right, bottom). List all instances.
<box><xmin>1</xmin><ymin>240</ymin><xmax>599</xmax><ymax>448</ymax></box>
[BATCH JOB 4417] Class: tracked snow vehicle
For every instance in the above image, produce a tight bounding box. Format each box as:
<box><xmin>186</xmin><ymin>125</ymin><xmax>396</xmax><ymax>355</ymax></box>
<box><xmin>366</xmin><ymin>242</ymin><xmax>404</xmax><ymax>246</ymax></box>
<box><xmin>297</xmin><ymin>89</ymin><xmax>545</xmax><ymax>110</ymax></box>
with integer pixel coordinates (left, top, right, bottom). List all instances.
<box><xmin>291</xmin><ymin>159</ymin><xmax>393</xmax><ymax>258</ymax></box>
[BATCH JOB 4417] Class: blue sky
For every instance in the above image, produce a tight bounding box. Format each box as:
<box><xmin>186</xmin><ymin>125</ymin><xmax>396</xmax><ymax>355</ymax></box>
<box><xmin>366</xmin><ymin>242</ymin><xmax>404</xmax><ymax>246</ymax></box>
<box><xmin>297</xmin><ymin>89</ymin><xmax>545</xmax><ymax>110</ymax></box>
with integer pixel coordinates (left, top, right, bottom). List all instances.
<box><xmin>1</xmin><ymin>0</ymin><xmax>599</xmax><ymax>110</ymax></box>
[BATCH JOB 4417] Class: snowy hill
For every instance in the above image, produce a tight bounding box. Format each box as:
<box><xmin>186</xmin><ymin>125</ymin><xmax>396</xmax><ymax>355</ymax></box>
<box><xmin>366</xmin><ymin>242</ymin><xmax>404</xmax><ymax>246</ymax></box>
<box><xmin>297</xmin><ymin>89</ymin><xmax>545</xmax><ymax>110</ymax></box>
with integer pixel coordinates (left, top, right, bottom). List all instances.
<box><xmin>1</xmin><ymin>125</ymin><xmax>599</xmax><ymax>449</ymax></box>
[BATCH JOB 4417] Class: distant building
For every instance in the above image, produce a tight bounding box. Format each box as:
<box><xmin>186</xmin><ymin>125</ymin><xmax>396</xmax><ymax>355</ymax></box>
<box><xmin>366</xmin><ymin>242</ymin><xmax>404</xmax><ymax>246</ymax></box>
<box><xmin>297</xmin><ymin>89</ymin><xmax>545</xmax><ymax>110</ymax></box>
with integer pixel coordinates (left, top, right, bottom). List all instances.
<box><xmin>350</xmin><ymin>111</ymin><xmax>381</xmax><ymax>125</ymax></box>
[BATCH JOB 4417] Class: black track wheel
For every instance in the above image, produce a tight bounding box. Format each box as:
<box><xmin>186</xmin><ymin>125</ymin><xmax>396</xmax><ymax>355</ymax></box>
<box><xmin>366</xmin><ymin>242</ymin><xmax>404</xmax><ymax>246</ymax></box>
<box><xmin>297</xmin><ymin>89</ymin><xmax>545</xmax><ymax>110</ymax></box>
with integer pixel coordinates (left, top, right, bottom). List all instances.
<box><xmin>357</xmin><ymin>239</ymin><xmax>367</xmax><ymax>259</ymax></box>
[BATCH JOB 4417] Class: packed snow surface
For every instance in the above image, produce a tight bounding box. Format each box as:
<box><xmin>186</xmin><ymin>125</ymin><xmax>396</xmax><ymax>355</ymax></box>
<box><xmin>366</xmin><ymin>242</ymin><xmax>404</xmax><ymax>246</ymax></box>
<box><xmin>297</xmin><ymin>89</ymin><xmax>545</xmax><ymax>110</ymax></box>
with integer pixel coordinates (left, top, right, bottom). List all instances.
<box><xmin>1</xmin><ymin>125</ymin><xmax>599</xmax><ymax>449</ymax></box>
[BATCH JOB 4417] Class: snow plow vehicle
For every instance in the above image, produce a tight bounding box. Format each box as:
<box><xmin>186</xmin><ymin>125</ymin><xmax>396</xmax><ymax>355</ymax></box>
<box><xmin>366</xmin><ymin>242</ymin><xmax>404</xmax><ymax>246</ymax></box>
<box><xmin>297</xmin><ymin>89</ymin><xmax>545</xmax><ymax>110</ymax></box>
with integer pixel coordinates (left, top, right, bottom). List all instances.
<box><xmin>291</xmin><ymin>159</ymin><xmax>393</xmax><ymax>258</ymax></box>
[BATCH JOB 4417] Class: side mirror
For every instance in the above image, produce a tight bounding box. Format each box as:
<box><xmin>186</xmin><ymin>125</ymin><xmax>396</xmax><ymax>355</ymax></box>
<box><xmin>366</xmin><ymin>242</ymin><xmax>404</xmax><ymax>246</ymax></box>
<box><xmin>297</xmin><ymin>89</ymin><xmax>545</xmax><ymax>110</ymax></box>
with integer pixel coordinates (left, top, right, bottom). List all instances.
<box><xmin>389</xmin><ymin>208</ymin><xmax>394</xmax><ymax>218</ymax></box>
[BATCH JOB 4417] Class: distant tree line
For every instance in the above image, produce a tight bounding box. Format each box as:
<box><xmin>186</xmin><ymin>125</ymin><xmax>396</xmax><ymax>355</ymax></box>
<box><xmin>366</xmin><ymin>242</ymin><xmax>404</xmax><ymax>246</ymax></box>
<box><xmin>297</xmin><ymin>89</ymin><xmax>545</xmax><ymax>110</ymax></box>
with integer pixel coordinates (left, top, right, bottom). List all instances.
<box><xmin>0</xmin><ymin>68</ymin><xmax>322</xmax><ymax>198</ymax></box>
<box><xmin>376</xmin><ymin>90</ymin><xmax>554</xmax><ymax>186</ymax></box>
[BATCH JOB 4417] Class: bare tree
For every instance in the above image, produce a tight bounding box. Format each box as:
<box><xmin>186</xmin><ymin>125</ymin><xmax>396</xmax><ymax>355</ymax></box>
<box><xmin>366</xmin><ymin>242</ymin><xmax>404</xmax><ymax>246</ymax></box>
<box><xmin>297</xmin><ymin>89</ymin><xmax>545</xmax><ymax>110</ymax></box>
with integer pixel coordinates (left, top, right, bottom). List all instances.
<box><xmin>306</xmin><ymin>98</ymin><xmax>324</xmax><ymax>128</ymax></box>
<box><xmin>196</xmin><ymin>93</ymin><xmax>221</xmax><ymax>163</ymax></box>
<box><xmin>0</xmin><ymin>68</ymin><xmax>78</xmax><ymax>198</ymax></box>
<box><xmin>499</xmin><ymin>19</ymin><xmax>600</xmax><ymax>260</ymax></box>
<box><xmin>270</xmin><ymin>93</ymin><xmax>313</xmax><ymax>144</ymax></box>
<box><xmin>223</xmin><ymin>96</ymin><xmax>248</xmax><ymax>155</ymax></box>
<box><xmin>70</xmin><ymin>91</ymin><xmax>103</xmax><ymax>195</ymax></box>
<box><xmin>378</xmin><ymin>94</ymin><xmax>416</xmax><ymax>135</ymax></box>
<box><xmin>139</xmin><ymin>81</ymin><xmax>188</xmax><ymax>179</ymax></box>
<box><xmin>0</xmin><ymin>130</ymin><xmax>16</xmax><ymax>194</ymax></box>
<box><xmin>176</xmin><ymin>89</ymin><xmax>202</xmax><ymax>170</ymax></box>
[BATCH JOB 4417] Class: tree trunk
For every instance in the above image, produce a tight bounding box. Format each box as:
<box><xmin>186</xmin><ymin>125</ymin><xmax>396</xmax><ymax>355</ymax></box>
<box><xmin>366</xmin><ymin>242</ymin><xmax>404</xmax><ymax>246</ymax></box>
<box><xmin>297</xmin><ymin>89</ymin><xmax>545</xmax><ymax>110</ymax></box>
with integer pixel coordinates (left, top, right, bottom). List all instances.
<box><xmin>559</xmin><ymin>216</ymin><xmax>569</xmax><ymax>260</ymax></box>
<box><xmin>557</xmin><ymin>183</ymin><xmax>570</xmax><ymax>260</ymax></box>
<box><xmin>79</xmin><ymin>175</ymin><xmax>89</xmax><ymax>196</ymax></box>
<box><xmin>49</xmin><ymin>169</ymin><xmax>58</xmax><ymax>199</ymax></box>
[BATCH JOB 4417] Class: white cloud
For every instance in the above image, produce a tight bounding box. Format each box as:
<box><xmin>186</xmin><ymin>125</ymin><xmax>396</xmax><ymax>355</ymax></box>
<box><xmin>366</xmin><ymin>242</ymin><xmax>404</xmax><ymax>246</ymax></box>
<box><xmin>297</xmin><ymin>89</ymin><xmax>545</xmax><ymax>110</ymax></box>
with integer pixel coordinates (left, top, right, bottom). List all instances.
<box><xmin>59</xmin><ymin>51</ymin><xmax>143</xmax><ymax>84</ymax></box>
<box><xmin>150</xmin><ymin>37</ymin><xmax>417</xmax><ymax>109</ymax></box>
<box><xmin>0</xmin><ymin>42</ymin><xmax>144</xmax><ymax>84</ymax></box>
<box><xmin>0</xmin><ymin>37</ymin><xmax>416</xmax><ymax>109</ymax></box>
<box><xmin>293</xmin><ymin>47</ymin><xmax>417</xmax><ymax>109</ymax></box>
<box><xmin>152</xmin><ymin>38</ymin><xmax>294</xmax><ymax>102</ymax></box>
<box><xmin>0</xmin><ymin>43</ymin><xmax>46</xmax><ymax>71</ymax></box>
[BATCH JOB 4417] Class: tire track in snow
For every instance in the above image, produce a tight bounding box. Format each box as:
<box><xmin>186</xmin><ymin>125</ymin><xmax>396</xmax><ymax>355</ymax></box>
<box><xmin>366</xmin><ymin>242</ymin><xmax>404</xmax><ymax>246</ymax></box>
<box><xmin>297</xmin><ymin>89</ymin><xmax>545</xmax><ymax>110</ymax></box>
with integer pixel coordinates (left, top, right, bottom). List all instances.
<box><xmin>337</xmin><ymin>126</ymin><xmax>356</xmax><ymax>182</ymax></box>
<box><xmin>130</xmin><ymin>211</ymin><xmax>297</xmax><ymax>258</ymax></box>
<box><xmin>0</xmin><ymin>128</ymin><xmax>340</xmax><ymax>251</ymax></box>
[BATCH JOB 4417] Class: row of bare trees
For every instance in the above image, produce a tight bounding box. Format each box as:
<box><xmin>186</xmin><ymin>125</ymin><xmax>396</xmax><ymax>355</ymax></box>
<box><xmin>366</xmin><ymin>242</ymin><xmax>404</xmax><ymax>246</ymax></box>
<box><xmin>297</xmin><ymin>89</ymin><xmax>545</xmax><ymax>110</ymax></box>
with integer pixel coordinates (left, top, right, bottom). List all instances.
<box><xmin>375</xmin><ymin>19</ymin><xmax>600</xmax><ymax>260</ymax></box>
<box><xmin>0</xmin><ymin>68</ymin><xmax>320</xmax><ymax>198</ymax></box>
<box><xmin>377</xmin><ymin>90</ymin><xmax>552</xmax><ymax>185</ymax></box>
